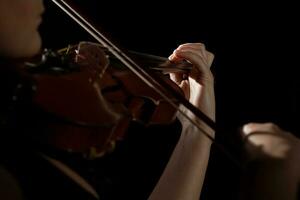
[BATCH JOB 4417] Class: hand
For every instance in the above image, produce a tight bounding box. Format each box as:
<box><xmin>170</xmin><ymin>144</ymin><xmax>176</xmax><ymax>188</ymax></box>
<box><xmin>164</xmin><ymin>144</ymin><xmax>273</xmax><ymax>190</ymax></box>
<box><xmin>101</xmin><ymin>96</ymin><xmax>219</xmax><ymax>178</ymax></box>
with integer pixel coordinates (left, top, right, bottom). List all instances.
<box><xmin>148</xmin><ymin>43</ymin><xmax>215</xmax><ymax>200</ymax></box>
<box><xmin>168</xmin><ymin>43</ymin><xmax>215</xmax><ymax>130</ymax></box>
<box><xmin>242</xmin><ymin>123</ymin><xmax>300</xmax><ymax>162</ymax></box>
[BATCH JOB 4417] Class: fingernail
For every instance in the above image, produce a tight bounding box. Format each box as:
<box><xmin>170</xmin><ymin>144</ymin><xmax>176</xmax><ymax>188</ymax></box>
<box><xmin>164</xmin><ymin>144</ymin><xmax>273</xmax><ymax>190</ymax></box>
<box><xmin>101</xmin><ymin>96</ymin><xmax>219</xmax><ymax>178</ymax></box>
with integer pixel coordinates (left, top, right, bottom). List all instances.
<box><xmin>242</xmin><ymin>124</ymin><xmax>252</xmax><ymax>135</ymax></box>
<box><xmin>173</xmin><ymin>49</ymin><xmax>180</xmax><ymax>56</ymax></box>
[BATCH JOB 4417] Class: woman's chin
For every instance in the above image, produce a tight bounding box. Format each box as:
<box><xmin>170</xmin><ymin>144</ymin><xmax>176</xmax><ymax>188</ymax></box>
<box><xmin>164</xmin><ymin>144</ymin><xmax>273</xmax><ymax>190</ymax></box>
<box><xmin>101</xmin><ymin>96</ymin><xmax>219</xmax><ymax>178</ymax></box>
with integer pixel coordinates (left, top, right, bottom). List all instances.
<box><xmin>12</xmin><ymin>34</ymin><xmax>42</xmax><ymax>59</ymax></box>
<box><xmin>22</xmin><ymin>34</ymin><xmax>42</xmax><ymax>58</ymax></box>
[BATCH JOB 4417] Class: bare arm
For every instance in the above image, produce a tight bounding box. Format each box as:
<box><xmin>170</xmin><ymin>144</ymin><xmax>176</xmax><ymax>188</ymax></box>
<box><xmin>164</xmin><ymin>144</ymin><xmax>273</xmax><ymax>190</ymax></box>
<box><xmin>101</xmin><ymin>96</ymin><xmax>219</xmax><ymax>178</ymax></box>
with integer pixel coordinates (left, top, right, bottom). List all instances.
<box><xmin>149</xmin><ymin>43</ymin><xmax>215</xmax><ymax>200</ymax></box>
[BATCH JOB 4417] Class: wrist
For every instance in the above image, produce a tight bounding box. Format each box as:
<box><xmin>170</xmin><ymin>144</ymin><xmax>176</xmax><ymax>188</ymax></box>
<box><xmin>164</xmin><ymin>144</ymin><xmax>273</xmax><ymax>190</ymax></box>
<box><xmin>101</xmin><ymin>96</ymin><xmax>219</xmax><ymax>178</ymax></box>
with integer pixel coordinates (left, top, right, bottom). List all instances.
<box><xmin>180</xmin><ymin>121</ymin><xmax>214</xmax><ymax>147</ymax></box>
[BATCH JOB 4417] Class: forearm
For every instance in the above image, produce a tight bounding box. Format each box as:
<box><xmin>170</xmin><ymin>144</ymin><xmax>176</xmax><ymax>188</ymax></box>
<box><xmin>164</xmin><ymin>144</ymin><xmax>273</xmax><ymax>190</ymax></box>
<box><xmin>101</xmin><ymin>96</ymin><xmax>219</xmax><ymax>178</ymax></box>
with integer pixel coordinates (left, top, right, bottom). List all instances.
<box><xmin>149</xmin><ymin>124</ymin><xmax>213</xmax><ymax>200</ymax></box>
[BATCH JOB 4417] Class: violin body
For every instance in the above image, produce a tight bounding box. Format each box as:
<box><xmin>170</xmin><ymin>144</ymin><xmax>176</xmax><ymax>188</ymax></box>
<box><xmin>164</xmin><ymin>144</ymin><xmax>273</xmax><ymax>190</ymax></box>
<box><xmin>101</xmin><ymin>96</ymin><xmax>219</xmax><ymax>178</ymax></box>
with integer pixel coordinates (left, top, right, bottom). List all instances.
<box><xmin>17</xmin><ymin>42</ymin><xmax>183</xmax><ymax>158</ymax></box>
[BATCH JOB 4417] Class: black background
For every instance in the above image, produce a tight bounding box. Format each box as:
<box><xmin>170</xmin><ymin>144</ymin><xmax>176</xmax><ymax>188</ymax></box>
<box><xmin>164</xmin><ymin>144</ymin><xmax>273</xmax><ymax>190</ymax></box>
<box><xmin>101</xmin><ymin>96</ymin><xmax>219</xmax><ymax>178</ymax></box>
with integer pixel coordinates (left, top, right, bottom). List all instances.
<box><xmin>40</xmin><ymin>1</ymin><xmax>299</xmax><ymax>199</ymax></box>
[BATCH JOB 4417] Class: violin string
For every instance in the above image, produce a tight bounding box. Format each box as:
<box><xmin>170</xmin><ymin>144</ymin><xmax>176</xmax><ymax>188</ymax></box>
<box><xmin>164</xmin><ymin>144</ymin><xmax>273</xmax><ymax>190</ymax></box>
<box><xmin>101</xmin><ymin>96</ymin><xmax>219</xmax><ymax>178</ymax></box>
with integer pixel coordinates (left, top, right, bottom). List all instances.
<box><xmin>73</xmin><ymin>43</ymin><xmax>193</xmax><ymax>73</ymax></box>
<box><xmin>51</xmin><ymin>0</ymin><xmax>242</xmax><ymax>169</ymax></box>
<box><xmin>82</xmin><ymin>45</ymin><xmax>193</xmax><ymax>73</ymax></box>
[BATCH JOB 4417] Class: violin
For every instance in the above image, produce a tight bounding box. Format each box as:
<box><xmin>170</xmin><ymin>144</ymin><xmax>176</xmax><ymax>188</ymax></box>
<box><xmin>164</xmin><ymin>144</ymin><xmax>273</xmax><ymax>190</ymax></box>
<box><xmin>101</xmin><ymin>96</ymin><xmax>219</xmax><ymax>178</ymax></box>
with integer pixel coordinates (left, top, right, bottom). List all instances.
<box><xmin>21</xmin><ymin>41</ymin><xmax>190</xmax><ymax>158</ymax></box>
<box><xmin>7</xmin><ymin>0</ymin><xmax>216</xmax><ymax>160</ymax></box>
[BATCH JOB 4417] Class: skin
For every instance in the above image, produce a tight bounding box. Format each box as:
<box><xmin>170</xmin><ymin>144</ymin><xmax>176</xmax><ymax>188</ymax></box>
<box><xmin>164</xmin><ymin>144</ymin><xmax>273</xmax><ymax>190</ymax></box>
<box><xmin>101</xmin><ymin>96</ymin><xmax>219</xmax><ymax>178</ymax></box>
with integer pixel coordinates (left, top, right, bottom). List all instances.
<box><xmin>169</xmin><ymin>43</ymin><xmax>215</xmax><ymax>133</ymax></box>
<box><xmin>0</xmin><ymin>0</ymin><xmax>44</xmax><ymax>59</ymax></box>
<box><xmin>149</xmin><ymin>43</ymin><xmax>215</xmax><ymax>200</ymax></box>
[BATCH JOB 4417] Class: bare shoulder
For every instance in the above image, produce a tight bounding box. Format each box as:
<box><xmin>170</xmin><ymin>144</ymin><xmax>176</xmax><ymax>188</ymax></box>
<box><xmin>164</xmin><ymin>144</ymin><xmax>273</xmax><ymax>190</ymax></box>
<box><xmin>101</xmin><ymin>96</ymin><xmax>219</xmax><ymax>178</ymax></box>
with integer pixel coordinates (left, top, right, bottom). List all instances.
<box><xmin>0</xmin><ymin>165</ymin><xmax>23</xmax><ymax>200</ymax></box>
